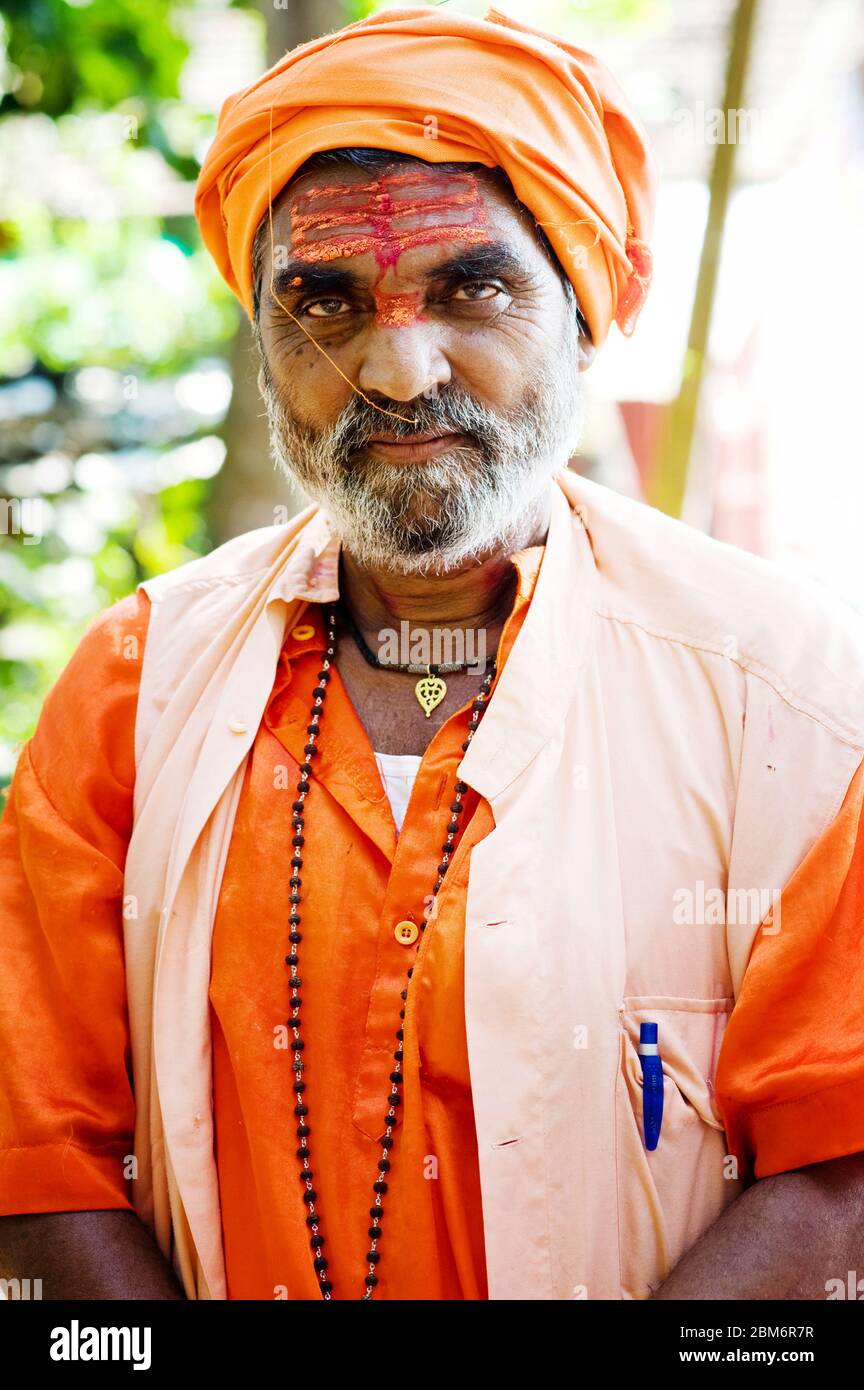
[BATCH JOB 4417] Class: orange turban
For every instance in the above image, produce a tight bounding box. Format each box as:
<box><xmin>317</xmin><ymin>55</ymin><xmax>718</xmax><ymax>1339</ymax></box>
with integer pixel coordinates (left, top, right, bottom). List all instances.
<box><xmin>194</xmin><ymin>5</ymin><xmax>658</xmax><ymax>349</ymax></box>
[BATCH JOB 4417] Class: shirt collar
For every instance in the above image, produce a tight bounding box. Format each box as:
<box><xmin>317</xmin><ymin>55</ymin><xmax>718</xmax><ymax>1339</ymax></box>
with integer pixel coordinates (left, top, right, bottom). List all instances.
<box><xmin>275</xmin><ymin>523</ymin><xmax>546</xmax><ymax>669</ymax></box>
<box><xmin>510</xmin><ymin>542</ymin><xmax>545</xmax><ymax>605</ymax></box>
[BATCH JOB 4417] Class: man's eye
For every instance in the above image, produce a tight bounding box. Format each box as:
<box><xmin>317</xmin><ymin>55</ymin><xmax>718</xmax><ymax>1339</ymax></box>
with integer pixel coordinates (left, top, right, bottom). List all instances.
<box><xmin>449</xmin><ymin>281</ymin><xmax>504</xmax><ymax>302</ymax></box>
<box><xmin>303</xmin><ymin>298</ymin><xmax>350</xmax><ymax>318</ymax></box>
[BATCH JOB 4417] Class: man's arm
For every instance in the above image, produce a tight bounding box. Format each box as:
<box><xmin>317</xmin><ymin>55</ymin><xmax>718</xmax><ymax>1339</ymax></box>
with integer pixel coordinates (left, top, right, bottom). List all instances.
<box><xmin>0</xmin><ymin>1210</ymin><xmax>185</xmax><ymax>1300</ymax></box>
<box><xmin>651</xmin><ymin>1151</ymin><xmax>864</xmax><ymax>1299</ymax></box>
<box><xmin>0</xmin><ymin>594</ymin><xmax>152</xmax><ymax>1261</ymax></box>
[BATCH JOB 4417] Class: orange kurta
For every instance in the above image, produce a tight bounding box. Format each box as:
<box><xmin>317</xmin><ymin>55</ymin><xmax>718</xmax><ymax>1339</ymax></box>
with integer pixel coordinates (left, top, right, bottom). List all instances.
<box><xmin>0</xmin><ymin>545</ymin><xmax>543</xmax><ymax>1299</ymax></box>
<box><xmin>208</xmin><ymin>570</ymin><xmax>540</xmax><ymax>1300</ymax></box>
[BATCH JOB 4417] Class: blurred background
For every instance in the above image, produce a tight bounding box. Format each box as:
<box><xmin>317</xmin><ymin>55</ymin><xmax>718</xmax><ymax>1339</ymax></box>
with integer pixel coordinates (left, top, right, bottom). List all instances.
<box><xmin>1</xmin><ymin>0</ymin><xmax>862</xmax><ymax>786</ymax></box>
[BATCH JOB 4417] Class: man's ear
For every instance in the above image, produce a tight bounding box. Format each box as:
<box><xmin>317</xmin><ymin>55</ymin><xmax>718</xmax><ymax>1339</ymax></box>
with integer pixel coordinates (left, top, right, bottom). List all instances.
<box><xmin>577</xmin><ymin>339</ymin><xmax>597</xmax><ymax>372</ymax></box>
<box><xmin>573</xmin><ymin>304</ymin><xmax>595</xmax><ymax>372</ymax></box>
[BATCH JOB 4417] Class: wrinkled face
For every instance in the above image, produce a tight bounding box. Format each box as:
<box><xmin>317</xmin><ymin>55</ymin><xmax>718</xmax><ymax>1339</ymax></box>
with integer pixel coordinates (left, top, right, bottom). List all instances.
<box><xmin>254</xmin><ymin>158</ymin><xmax>588</xmax><ymax>575</ymax></box>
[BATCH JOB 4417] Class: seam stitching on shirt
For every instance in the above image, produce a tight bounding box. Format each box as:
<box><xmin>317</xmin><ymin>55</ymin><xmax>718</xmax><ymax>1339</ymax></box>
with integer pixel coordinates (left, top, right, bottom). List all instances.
<box><xmin>0</xmin><ymin>1141</ymin><xmax>129</xmax><ymax>1156</ymax></box>
<box><xmin>17</xmin><ymin>741</ymin><xmax>120</xmax><ymax>845</ymax></box>
<box><xmin>594</xmin><ymin>605</ymin><xmax>864</xmax><ymax>750</ymax></box>
<box><xmin>141</xmin><ymin>564</ymin><xmax>290</xmax><ymax>602</ymax></box>
<box><xmin>733</xmin><ymin>1073</ymin><xmax>864</xmax><ymax>1119</ymax></box>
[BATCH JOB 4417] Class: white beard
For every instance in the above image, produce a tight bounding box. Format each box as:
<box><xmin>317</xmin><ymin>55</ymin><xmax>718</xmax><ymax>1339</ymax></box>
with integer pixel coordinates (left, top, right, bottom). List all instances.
<box><xmin>257</xmin><ymin>308</ymin><xmax>586</xmax><ymax>577</ymax></box>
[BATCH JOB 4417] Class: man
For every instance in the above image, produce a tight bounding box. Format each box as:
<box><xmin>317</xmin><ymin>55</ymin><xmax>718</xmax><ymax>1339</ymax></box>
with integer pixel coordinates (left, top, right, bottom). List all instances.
<box><xmin>2</xmin><ymin>6</ymin><xmax>864</xmax><ymax>1302</ymax></box>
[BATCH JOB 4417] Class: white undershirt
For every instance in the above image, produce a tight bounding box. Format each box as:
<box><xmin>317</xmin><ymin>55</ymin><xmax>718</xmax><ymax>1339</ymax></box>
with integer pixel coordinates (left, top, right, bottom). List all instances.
<box><xmin>374</xmin><ymin>750</ymin><xmax>423</xmax><ymax>835</ymax></box>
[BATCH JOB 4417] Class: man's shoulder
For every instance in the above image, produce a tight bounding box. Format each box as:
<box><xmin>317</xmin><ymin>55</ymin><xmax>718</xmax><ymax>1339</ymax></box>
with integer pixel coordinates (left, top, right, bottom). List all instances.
<box><xmin>16</xmin><ymin>588</ymin><xmax>150</xmax><ymax>804</ymax></box>
<box><xmin>139</xmin><ymin>523</ymin><xmax>294</xmax><ymax>602</ymax></box>
<box><xmin>139</xmin><ymin>504</ymin><xmax>321</xmax><ymax>605</ymax></box>
<box><xmin>565</xmin><ymin>473</ymin><xmax>864</xmax><ymax>740</ymax></box>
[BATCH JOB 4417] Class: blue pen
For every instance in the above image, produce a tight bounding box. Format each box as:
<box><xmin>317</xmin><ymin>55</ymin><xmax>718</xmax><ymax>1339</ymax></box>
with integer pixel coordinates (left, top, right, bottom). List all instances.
<box><xmin>638</xmin><ymin>1022</ymin><xmax>664</xmax><ymax>1150</ymax></box>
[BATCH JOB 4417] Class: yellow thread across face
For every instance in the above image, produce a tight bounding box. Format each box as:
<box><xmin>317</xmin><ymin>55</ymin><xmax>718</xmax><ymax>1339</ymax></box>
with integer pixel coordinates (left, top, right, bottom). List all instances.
<box><xmin>265</xmin><ymin>101</ymin><xmax>415</xmax><ymax>426</ymax></box>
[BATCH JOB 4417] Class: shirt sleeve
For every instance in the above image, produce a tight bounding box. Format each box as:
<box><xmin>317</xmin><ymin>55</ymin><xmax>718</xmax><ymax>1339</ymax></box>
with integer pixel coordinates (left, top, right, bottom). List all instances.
<box><xmin>715</xmin><ymin>756</ymin><xmax>864</xmax><ymax>1181</ymax></box>
<box><xmin>0</xmin><ymin>588</ymin><xmax>150</xmax><ymax>1215</ymax></box>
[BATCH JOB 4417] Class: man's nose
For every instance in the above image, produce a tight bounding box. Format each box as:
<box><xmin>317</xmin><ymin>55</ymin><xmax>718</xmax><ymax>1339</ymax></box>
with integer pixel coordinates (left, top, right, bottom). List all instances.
<box><xmin>357</xmin><ymin>321</ymin><xmax>451</xmax><ymax>404</ymax></box>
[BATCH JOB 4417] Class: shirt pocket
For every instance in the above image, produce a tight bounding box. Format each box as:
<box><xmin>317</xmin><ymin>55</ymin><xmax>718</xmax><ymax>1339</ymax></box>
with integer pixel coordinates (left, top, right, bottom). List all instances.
<box><xmin>616</xmin><ymin>995</ymin><xmax>743</xmax><ymax>1299</ymax></box>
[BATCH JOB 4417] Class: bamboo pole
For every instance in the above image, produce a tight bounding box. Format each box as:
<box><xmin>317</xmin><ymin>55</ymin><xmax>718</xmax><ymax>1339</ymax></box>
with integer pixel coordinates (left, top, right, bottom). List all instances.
<box><xmin>648</xmin><ymin>0</ymin><xmax>760</xmax><ymax>517</ymax></box>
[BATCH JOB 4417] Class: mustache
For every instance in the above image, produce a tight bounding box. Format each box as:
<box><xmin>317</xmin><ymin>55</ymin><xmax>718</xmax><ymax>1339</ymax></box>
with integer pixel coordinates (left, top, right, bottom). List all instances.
<box><xmin>329</xmin><ymin>387</ymin><xmax>494</xmax><ymax>455</ymax></box>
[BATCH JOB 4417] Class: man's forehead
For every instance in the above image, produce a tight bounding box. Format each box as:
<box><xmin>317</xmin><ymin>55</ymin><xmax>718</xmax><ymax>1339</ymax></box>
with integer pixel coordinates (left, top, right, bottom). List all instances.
<box><xmin>282</xmin><ymin>156</ymin><xmax>501</xmax><ymax>199</ymax></box>
<box><xmin>257</xmin><ymin>156</ymin><xmax>569</xmax><ymax>314</ymax></box>
<box><xmin>289</xmin><ymin>166</ymin><xmax>499</xmax><ymax>270</ymax></box>
<box><xmin>273</xmin><ymin>158</ymin><xmax>522</xmax><ymax>238</ymax></box>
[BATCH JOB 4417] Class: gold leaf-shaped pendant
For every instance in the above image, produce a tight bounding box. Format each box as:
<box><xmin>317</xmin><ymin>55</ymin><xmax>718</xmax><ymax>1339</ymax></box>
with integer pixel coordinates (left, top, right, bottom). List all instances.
<box><xmin>415</xmin><ymin>671</ymin><xmax>446</xmax><ymax>718</ymax></box>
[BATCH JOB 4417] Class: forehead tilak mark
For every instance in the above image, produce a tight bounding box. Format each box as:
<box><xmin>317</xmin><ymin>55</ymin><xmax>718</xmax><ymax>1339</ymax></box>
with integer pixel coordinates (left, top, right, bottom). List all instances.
<box><xmin>371</xmin><ymin>290</ymin><xmax>425</xmax><ymax>327</ymax></box>
<box><xmin>289</xmin><ymin>167</ymin><xmax>493</xmax><ymax>268</ymax></box>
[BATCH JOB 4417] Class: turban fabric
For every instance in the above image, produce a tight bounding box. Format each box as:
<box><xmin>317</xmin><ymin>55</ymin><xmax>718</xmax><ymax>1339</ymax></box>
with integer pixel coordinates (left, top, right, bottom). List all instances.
<box><xmin>194</xmin><ymin>5</ymin><xmax>658</xmax><ymax>349</ymax></box>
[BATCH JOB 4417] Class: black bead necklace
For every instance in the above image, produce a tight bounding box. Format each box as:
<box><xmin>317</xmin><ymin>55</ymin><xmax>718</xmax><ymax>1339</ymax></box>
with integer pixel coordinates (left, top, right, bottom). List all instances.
<box><xmin>286</xmin><ymin>603</ymin><xmax>497</xmax><ymax>1300</ymax></box>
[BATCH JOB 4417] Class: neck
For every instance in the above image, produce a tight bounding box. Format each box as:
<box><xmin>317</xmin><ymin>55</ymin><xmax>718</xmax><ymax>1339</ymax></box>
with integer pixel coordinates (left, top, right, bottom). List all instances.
<box><xmin>338</xmin><ymin>494</ymin><xmax>551</xmax><ymax>635</ymax></box>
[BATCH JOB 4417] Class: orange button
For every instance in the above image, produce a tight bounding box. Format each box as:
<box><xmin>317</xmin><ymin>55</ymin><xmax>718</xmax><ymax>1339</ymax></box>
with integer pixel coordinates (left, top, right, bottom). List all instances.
<box><xmin>394</xmin><ymin>920</ymin><xmax>419</xmax><ymax>946</ymax></box>
<box><xmin>291</xmin><ymin>624</ymin><xmax>315</xmax><ymax>641</ymax></box>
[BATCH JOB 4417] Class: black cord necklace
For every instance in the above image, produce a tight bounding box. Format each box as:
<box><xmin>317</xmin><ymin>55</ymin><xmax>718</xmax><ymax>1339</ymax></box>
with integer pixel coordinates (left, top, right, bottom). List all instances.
<box><xmin>339</xmin><ymin>597</ymin><xmax>496</xmax><ymax>718</ymax></box>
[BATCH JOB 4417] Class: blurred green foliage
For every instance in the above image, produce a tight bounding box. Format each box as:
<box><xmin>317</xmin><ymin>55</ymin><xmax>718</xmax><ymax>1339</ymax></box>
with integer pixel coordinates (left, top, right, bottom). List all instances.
<box><xmin>1</xmin><ymin>0</ymin><xmax>187</xmax><ymax>123</ymax></box>
<box><xmin>0</xmin><ymin>0</ymin><xmax>249</xmax><ymax>781</ymax></box>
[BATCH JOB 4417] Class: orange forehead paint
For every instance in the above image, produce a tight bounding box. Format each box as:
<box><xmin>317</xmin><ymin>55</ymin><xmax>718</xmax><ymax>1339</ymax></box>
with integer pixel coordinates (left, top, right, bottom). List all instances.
<box><xmin>372</xmin><ymin>289</ymin><xmax>425</xmax><ymax>327</ymax></box>
<box><xmin>289</xmin><ymin>168</ymin><xmax>492</xmax><ymax>327</ymax></box>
